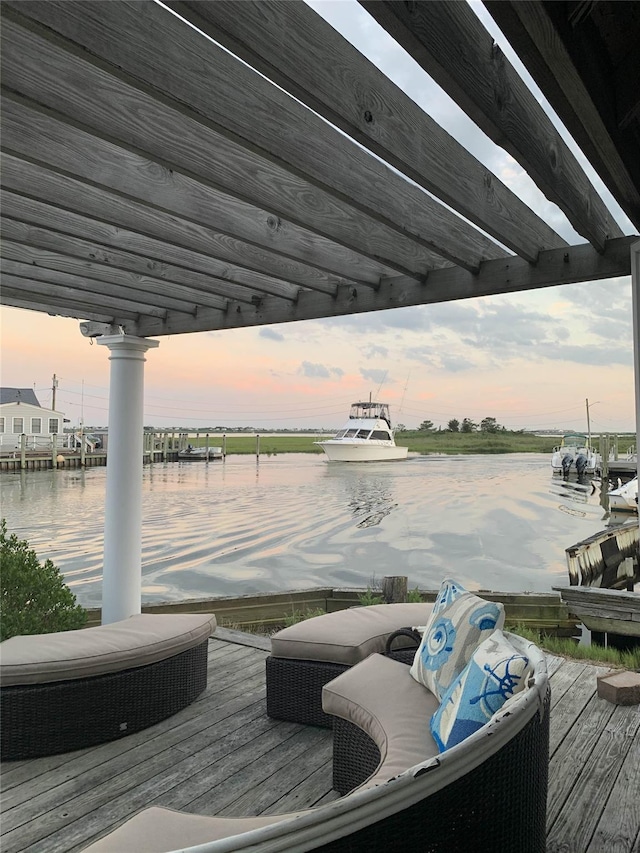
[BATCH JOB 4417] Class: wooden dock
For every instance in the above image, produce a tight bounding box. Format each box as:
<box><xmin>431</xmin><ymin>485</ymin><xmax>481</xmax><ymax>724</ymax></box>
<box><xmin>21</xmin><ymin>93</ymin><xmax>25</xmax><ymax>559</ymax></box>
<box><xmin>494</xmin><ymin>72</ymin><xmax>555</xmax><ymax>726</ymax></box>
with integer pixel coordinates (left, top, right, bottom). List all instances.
<box><xmin>82</xmin><ymin>587</ymin><xmax>581</xmax><ymax>639</ymax></box>
<box><xmin>1</xmin><ymin>629</ymin><xmax>638</xmax><ymax>853</ymax></box>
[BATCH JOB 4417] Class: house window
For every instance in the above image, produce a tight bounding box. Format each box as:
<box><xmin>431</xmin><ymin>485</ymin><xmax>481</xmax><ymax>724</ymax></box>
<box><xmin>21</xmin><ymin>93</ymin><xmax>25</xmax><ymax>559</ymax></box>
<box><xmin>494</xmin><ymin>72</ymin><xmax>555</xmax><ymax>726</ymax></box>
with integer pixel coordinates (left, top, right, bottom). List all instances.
<box><xmin>0</xmin><ymin>417</ymin><xmax>4</xmax><ymax>434</ymax></box>
<box><xmin>31</xmin><ymin>417</ymin><xmax>42</xmax><ymax>434</ymax></box>
<box><xmin>48</xmin><ymin>418</ymin><xmax>59</xmax><ymax>434</ymax></box>
<box><xmin>13</xmin><ymin>417</ymin><xmax>24</xmax><ymax>434</ymax></box>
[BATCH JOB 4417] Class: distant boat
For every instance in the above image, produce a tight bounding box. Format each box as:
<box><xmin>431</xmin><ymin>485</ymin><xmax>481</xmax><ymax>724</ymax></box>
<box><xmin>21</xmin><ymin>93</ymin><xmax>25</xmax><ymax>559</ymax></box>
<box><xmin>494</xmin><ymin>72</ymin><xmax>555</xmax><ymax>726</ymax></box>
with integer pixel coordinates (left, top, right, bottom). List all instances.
<box><xmin>178</xmin><ymin>445</ymin><xmax>222</xmax><ymax>461</ymax></box>
<box><xmin>551</xmin><ymin>433</ymin><xmax>598</xmax><ymax>476</ymax></box>
<box><xmin>608</xmin><ymin>476</ymin><xmax>638</xmax><ymax>514</ymax></box>
<box><xmin>315</xmin><ymin>400</ymin><xmax>408</xmax><ymax>462</ymax></box>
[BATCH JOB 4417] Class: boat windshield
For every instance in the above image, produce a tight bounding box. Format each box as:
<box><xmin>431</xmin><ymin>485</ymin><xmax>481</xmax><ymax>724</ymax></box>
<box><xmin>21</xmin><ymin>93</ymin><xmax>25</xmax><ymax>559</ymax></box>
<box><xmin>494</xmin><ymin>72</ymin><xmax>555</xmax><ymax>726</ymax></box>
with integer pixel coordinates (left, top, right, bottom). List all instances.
<box><xmin>563</xmin><ymin>433</ymin><xmax>589</xmax><ymax>446</ymax></box>
<box><xmin>370</xmin><ymin>430</ymin><xmax>392</xmax><ymax>440</ymax></box>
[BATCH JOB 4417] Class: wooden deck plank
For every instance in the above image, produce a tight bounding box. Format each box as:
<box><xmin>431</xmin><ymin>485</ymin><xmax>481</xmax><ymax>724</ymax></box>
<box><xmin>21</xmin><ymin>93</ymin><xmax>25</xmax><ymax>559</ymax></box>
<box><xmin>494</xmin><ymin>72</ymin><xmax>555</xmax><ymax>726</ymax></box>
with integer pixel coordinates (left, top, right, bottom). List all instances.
<box><xmin>547</xmin><ymin>703</ymin><xmax>640</xmax><ymax>853</ymax></box>
<box><xmin>548</xmin><ymin>662</ymin><xmax>612</xmax><ymax>754</ymax></box>
<box><xmin>548</xmin><ymin>660</ymin><xmax>591</xmax><ymax>708</ymax></box>
<box><xmin>264</xmin><ymin>760</ymin><xmax>338</xmax><ymax>814</ymax></box>
<box><xmin>1</xmin><ymin>702</ymin><xmax>271</xmax><ymax>849</ymax></box>
<box><xmin>214</xmin><ymin>733</ymin><xmax>334</xmax><ymax>816</ymax></box>
<box><xmin>547</xmin><ymin>692</ymin><xmax>619</xmax><ymax>827</ymax></box>
<box><xmin>2</xmin><ymin>637</ymin><xmax>639</xmax><ymax>853</ymax></box>
<box><xmin>585</xmin><ymin>725</ymin><xmax>640</xmax><ymax>853</ymax></box>
<box><xmin>181</xmin><ymin>726</ymin><xmax>331</xmax><ymax>815</ymax></box>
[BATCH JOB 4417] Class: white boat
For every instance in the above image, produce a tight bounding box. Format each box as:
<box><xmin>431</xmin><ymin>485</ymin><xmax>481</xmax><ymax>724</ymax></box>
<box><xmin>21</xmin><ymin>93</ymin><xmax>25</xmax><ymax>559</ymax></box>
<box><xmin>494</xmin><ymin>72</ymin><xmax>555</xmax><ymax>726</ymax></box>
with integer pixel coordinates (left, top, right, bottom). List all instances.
<box><xmin>178</xmin><ymin>445</ymin><xmax>222</xmax><ymax>461</ymax></box>
<box><xmin>608</xmin><ymin>476</ymin><xmax>638</xmax><ymax>514</ymax></box>
<box><xmin>315</xmin><ymin>400</ymin><xmax>408</xmax><ymax>462</ymax></box>
<box><xmin>551</xmin><ymin>433</ymin><xmax>598</xmax><ymax>476</ymax></box>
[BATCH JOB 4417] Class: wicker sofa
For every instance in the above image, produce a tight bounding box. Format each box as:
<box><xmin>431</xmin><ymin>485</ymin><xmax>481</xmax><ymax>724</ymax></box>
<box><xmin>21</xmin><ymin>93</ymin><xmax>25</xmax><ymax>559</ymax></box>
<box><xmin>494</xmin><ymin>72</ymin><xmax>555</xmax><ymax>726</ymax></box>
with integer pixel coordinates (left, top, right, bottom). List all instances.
<box><xmin>0</xmin><ymin>612</ymin><xmax>216</xmax><ymax>760</ymax></box>
<box><xmin>80</xmin><ymin>630</ymin><xmax>550</xmax><ymax>853</ymax></box>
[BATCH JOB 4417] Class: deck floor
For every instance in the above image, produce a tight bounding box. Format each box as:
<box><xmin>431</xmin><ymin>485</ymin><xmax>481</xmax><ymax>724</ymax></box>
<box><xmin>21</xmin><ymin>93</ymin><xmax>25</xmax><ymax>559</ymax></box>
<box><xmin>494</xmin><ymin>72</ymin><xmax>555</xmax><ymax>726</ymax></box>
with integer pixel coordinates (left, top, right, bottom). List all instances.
<box><xmin>1</xmin><ymin>629</ymin><xmax>639</xmax><ymax>853</ymax></box>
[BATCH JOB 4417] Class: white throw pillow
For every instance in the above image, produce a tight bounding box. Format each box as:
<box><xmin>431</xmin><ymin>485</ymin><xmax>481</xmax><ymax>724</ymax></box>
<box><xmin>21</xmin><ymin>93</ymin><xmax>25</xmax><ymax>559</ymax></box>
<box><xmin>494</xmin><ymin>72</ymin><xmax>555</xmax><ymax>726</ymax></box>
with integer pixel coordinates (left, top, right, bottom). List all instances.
<box><xmin>410</xmin><ymin>578</ymin><xmax>505</xmax><ymax>700</ymax></box>
<box><xmin>430</xmin><ymin>629</ymin><xmax>533</xmax><ymax>751</ymax></box>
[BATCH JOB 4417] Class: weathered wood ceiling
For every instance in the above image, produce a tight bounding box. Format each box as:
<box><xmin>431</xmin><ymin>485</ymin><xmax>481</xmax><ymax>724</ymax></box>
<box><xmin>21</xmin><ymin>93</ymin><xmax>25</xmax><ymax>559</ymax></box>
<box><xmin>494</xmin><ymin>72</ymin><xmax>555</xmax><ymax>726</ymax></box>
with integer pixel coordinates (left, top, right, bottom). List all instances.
<box><xmin>1</xmin><ymin>0</ymin><xmax>638</xmax><ymax>338</ymax></box>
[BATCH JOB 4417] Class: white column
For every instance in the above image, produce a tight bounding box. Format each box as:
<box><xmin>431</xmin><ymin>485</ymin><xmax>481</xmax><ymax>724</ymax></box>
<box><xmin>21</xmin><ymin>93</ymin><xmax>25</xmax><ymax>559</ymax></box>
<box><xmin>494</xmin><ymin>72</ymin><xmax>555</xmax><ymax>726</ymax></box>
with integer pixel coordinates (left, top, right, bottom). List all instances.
<box><xmin>632</xmin><ymin>240</ymin><xmax>640</xmax><ymax>498</ymax></box>
<box><xmin>97</xmin><ymin>334</ymin><xmax>159</xmax><ymax>624</ymax></box>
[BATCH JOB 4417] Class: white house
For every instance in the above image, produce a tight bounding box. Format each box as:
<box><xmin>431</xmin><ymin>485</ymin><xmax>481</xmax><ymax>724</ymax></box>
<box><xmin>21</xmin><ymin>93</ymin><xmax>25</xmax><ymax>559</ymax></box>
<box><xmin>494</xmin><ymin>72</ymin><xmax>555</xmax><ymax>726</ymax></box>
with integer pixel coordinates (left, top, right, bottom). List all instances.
<box><xmin>0</xmin><ymin>388</ymin><xmax>66</xmax><ymax>450</ymax></box>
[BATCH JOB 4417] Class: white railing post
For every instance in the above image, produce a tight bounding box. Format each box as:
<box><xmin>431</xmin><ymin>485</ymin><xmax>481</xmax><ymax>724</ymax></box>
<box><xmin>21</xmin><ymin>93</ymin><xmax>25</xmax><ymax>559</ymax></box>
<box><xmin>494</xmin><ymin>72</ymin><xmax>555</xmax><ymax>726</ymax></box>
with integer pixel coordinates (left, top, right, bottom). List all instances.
<box><xmin>97</xmin><ymin>334</ymin><xmax>159</xmax><ymax>624</ymax></box>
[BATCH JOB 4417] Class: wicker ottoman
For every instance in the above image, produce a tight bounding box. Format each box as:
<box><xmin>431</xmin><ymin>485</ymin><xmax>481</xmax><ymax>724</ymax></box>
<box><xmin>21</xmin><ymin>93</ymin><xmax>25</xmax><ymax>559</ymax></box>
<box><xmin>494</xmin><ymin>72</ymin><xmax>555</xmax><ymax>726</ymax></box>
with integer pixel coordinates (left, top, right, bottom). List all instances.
<box><xmin>1</xmin><ymin>612</ymin><xmax>217</xmax><ymax>759</ymax></box>
<box><xmin>266</xmin><ymin>602</ymin><xmax>431</xmax><ymax>727</ymax></box>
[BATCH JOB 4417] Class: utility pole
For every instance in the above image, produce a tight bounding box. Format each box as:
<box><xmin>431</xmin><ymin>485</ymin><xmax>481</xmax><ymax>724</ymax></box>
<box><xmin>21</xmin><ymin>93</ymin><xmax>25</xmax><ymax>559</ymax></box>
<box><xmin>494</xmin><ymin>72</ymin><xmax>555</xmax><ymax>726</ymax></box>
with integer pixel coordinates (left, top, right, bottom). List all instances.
<box><xmin>52</xmin><ymin>374</ymin><xmax>58</xmax><ymax>410</ymax></box>
<box><xmin>585</xmin><ymin>398</ymin><xmax>591</xmax><ymax>446</ymax></box>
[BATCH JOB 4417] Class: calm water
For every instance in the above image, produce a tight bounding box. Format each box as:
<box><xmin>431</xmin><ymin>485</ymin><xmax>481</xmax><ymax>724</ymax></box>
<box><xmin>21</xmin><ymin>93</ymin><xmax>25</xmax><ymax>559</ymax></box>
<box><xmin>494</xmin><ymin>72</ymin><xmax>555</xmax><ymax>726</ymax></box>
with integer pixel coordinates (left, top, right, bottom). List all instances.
<box><xmin>0</xmin><ymin>453</ymin><xmax>619</xmax><ymax>608</ymax></box>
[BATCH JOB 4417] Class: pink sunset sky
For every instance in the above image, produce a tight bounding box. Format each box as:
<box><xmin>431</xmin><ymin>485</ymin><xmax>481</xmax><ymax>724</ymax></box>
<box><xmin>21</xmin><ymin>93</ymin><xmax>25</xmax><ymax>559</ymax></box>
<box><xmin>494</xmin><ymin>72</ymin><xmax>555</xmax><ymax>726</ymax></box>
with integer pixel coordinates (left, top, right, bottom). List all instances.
<box><xmin>1</xmin><ymin>1</ymin><xmax>637</xmax><ymax>434</ymax></box>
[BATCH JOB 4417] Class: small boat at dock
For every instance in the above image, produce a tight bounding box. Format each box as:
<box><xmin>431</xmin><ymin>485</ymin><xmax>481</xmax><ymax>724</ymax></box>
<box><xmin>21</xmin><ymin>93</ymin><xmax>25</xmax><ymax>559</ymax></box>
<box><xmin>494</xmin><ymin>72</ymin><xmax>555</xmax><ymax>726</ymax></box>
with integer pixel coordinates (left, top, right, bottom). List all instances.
<box><xmin>551</xmin><ymin>432</ymin><xmax>598</xmax><ymax>476</ymax></box>
<box><xmin>608</xmin><ymin>475</ymin><xmax>638</xmax><ymax>514</ymax></box>
<box><xmin>315</xmin><ymin>399</ymin><xmax>408</xmax><ymax>462</ymax></box>
<box><xmin>177</xmin><ymin>445</ymin><xmax>222</xmax><ymax>461</ymax></box>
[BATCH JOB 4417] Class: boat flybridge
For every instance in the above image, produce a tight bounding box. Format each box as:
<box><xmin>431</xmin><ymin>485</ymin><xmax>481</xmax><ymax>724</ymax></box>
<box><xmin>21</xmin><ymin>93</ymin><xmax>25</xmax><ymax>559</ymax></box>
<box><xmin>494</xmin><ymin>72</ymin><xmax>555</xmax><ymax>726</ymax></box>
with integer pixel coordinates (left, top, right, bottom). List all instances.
<box><xmin>315</xmin><ymin>400</ymin><xmax>408</xmax><ymax>462</ymax></box>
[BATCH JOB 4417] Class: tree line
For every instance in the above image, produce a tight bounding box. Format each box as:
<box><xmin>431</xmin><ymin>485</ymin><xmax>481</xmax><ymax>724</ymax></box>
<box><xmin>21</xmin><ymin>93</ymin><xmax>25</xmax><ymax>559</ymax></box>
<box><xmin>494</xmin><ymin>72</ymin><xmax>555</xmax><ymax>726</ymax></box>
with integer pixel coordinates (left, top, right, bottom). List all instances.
<box><xmin>413</xmin><ymin>417</ymin><xmax>505</xmax><ymax>433</ymax></box>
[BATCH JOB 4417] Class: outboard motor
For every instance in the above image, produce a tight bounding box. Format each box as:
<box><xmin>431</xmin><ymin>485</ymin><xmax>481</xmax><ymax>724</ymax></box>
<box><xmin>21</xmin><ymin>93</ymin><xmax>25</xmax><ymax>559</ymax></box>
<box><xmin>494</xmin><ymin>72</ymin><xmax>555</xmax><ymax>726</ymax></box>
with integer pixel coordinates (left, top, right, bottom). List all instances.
<box><xmin>562</xmin><ymin>453</ymin><xmax>573</xmax><ymax>476</ymax></box>
<box><xmin>575</xmin><ymin>453</ymin><xmax>588</xmax><ymax>476</ymax></box>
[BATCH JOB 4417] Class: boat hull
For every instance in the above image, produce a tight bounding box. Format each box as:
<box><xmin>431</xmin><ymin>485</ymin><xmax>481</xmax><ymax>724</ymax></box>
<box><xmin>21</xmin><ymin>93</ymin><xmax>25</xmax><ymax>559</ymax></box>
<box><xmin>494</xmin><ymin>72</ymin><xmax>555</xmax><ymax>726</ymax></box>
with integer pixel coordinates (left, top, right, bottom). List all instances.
<box><xmin>315</xmin><ymin>441</ymin><xmax>408</xmax><ymax>462</ymax></box>
<box><xmin>608</xmin><ymin>477</ymin><xmax>638</xmax><ymax>514</ymax></box>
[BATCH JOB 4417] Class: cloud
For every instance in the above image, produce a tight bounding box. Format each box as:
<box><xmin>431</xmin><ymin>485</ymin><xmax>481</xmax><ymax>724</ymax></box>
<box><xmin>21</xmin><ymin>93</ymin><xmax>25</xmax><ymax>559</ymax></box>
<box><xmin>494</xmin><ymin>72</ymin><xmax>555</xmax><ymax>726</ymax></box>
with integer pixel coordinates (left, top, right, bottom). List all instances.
<box><xmin>363</xmin><ymin>344</ymin><xmax>388</xmax><ymax>358</ymax></box>
<box><xmin>299</xmin><ymin>361</ymin><xmax>344</xmax><ymax>379</ymax></box>
<box><xmin>360</xmin><ymin>368</ymin><xmax>390</xmax><ymax>385</ymax></box>
<box><xmin>259</xmin><ymin>327</ymin><xmax>285</xmax><ymax>341</ymax></box>
<box><xmin>440</xmin><ymin>353</ymin><xmax>477</xmax><ymax>372</ymax></box>
<box><xmin>538</xmin><ymin>342</ymin><xmax>633</xmax><ymax>367</ymax></box>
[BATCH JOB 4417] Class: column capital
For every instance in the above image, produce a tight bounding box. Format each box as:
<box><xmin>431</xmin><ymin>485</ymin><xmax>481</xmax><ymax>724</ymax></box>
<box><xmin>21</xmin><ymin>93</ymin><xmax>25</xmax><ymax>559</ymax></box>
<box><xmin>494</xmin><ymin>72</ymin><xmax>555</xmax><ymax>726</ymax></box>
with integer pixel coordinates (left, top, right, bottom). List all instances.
<box><xmin>97</xmin><ymin>334</ymin><xmax>160</xmax><ymax>356</ymax></box>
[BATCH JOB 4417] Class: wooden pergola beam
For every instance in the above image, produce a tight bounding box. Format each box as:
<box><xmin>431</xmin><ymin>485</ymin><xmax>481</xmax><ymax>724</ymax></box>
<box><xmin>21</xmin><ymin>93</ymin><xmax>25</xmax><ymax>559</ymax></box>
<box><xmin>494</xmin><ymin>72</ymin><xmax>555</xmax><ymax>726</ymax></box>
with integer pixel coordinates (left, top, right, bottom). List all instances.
<box><xmin>169</xmin><ymin>0</ymin><xmax>567</xmax><ymax>262</ymax></box>
<box><xmin>360</xmin><ymin>0</ymin><xmax>624</xmax><ymax>250</ymax></box>
<box><xmin>134</xmin><ymin>237</ymin><xmax>635</xmax><ymax>337</ymax></box>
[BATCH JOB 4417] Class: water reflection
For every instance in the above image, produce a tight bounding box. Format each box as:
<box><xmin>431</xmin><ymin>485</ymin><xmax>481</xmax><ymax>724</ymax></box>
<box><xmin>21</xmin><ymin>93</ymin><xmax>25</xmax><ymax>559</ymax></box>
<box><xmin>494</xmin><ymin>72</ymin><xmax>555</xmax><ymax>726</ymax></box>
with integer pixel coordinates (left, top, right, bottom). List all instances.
<box><xmin>549</xmin><ymin>473</ymin><xmax>596</xmax><ymax>517</ymax></box>
<box><xmin>1</xmin><ymin>453</ymin><xmax>625</xmax><ymax>605</ymax></box>
<box><xmin>323</xmin><ymin>465</ymin><xmax>397</xmax><ymax>528</ymax></box>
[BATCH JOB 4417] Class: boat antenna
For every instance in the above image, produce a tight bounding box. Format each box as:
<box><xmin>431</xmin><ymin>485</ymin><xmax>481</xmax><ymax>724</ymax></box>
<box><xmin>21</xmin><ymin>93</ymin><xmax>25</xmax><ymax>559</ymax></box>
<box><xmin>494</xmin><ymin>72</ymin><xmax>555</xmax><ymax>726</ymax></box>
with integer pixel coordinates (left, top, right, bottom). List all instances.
<box><xmin>398</xmin><ymin>372</ymin><xmax>410</xmax><ymax>415</ymax></box>
<box><xmin>374</xmin><ymin>372</ymin><xmax>388</xmax><ymax>400</ymax></box>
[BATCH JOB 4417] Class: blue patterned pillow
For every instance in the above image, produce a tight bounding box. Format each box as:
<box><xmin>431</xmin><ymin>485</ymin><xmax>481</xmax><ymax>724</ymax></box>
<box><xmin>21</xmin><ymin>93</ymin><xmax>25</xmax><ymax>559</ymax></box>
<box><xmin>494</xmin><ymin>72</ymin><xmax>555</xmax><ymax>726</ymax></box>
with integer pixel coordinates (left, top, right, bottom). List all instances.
<box><xmin>410</xmin><ymin>578</ymin><xmax>504</xmax><ymax>700</ymax></box>
<box><xmin>430</xmin><ymin>630</ymin><xmax>533</xmax><ymax>752</ymax></box>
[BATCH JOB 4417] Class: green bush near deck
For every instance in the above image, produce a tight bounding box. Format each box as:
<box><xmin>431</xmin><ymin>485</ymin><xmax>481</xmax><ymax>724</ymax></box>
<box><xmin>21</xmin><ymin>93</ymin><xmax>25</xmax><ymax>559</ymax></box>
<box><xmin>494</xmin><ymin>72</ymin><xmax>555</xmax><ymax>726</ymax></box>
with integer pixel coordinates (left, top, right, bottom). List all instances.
<box><xmin>0</xmin><ymin>519</ymin><xmax>87</xmax><ymax>641</ymax></box>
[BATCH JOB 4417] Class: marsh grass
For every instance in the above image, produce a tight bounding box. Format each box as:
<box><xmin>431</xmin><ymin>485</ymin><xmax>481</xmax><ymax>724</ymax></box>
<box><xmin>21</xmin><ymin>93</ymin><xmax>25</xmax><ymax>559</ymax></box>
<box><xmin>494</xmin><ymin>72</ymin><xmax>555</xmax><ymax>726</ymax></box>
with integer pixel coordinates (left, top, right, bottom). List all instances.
<box><xmin>185</xmin><ymin>432</ymin><xmax>573</xmax><ymax>455</ymax></box>
<box><xmin>508</xmin><ymin>623</ymin><xmax>640</xmax><ymax>669</ymax></box>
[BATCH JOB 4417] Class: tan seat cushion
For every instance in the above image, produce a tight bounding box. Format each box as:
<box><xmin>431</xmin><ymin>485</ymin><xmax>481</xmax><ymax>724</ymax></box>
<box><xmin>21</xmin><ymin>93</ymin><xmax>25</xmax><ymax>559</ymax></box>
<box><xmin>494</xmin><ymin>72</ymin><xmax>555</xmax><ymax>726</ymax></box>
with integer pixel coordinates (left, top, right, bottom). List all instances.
<box><xmin>270</xmin><ymin>602</ymin><xmax>432</xmax><ymax>666</ymax></box>
<box><xmin>0</xmin><ymin>613</ymin><xmax>216</xmax><ymax>686</ymax></box>
<box><xmin>322</xmin><ymin>653</ymin><xmax>439</xmax><ymax>787</ymax></box>
<box><xmin>81</xmin><ymin>807</ymin><xmax>289</xmax><ymax>853</ymax></box>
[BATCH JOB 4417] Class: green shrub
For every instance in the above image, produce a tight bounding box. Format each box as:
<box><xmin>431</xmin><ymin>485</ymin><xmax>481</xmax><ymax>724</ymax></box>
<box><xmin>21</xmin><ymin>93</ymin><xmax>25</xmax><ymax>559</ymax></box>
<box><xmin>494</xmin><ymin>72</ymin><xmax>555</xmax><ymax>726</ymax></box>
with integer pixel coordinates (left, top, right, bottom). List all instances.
<box><xmin>407</xmin><ymin>586</ymin><xmax>423</xmax><ymax>603</ymax></box>
<box><xmin>0</xmin><ymin>519</ymin><xmax>87</xmax><ymax>641</ymax></box>
<box><xmin>358</xmin><ymin>586</ymin><xmax>385</xmax><ymax>606</ymax></box>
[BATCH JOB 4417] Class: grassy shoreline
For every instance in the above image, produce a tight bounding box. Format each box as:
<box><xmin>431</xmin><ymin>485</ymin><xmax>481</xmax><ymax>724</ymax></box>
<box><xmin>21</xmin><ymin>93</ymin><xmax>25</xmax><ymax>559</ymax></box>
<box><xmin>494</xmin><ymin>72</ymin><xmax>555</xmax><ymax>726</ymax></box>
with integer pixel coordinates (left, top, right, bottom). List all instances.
<box><xmin>186</xmin><ymin>432</ymin><xmax>621</xmax><ymax>456</ymax></box>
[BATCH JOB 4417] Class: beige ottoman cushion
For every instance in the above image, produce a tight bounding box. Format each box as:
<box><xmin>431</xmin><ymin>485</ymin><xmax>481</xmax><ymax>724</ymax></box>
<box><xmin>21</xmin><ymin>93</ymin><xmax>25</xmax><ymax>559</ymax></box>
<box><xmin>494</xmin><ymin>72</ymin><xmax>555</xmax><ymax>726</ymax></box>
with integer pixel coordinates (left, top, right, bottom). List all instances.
<box><xmin>270</xmin><ymin>603</ymin><xmax>431</xmax><ymax>666</ymax></box>
<box><xmin>322</xmin><ymin>653</ymin><xmax>439</xmax><ymax>787</ymax></box>
<box><xmin>0</xmin><ymin>613</ymin><xmax>217</xmax><ymax>686</ymax></box>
